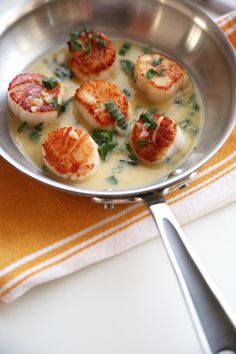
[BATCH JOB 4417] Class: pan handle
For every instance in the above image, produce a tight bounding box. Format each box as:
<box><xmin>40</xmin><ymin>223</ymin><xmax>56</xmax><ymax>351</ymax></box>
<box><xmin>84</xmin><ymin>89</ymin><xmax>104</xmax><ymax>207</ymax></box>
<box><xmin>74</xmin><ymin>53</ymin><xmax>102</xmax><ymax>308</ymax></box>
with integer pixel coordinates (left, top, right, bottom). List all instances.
<box><xmin>143</xmin><ymin>192</ymin><xmax>236</xmax><ymax>354</ymax></box>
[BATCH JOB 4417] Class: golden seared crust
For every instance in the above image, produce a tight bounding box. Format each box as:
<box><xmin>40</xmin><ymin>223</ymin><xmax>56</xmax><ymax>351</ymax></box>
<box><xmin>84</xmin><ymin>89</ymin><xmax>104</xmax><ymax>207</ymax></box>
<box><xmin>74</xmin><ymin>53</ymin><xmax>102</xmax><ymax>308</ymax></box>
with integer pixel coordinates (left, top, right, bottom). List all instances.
<box><xmin>134</xmin><ymin>53</ymin><xmax>186</xmax><ymax>102</ymax></box>
<box><xmin>75</xmin><ymin>80</ymin><xmax>129</xmax><ymax>129</ymax></box>
<box><xmin>8</xmin><ymin>73</ymin><xmax>61</xmax><ymax>113</ymax></box>
<box><xmin>68</xmin><ymin>31</ymin><xmax>117</xmax><ymax>80</ymax></box>
<box><xmin>42</xmin><ymin>127</ymin><xmax>99</xmax><ymax>180</ymax></box>
<box><xmin>132</xmin><ymin>114</ymin><xmax>177</xmax><ymax>162</ymax></box>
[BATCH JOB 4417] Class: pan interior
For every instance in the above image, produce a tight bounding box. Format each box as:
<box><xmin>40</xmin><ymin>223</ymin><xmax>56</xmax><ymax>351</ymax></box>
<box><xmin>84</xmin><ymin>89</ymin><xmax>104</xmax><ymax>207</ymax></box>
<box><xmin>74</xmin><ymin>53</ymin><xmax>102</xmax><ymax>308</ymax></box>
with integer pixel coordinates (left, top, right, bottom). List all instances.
<box><xmin>0</xmin><ymin>0</ymin><xmax>235</xmax><ymax>198</ymax></box>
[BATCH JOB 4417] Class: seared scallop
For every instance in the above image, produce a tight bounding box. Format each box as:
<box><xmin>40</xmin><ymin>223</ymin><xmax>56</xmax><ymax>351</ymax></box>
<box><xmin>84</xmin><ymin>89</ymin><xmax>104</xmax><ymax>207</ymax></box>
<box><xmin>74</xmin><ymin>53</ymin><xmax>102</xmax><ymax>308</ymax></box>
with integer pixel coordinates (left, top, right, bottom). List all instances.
<box><xmin>67</xmin><ymin>28</ymin><xmax>119</xmax><ymax>81</ymax></box>
<box><xmin>75</xmin><ymin>80</ymin><xmax>129</xmax><ymax>130</ymax></box>
<box><xmin>134</xmin><ymin>53</ymin><xmax>188</xmax><ymax>102</ymax></box>
<box><xmin>8</xmin><ymin>73</ymin><xmax>65</xmax><ymax>125</ymax></box>
<box><xmin>42</xmin><ymin>127</ymin><xmax>100</xmax><ymax>181</ymax></box>
<box><xmin>131</xmin><ymin>113</ymin><xmax>187</xmax><ymax>163</ymax></box>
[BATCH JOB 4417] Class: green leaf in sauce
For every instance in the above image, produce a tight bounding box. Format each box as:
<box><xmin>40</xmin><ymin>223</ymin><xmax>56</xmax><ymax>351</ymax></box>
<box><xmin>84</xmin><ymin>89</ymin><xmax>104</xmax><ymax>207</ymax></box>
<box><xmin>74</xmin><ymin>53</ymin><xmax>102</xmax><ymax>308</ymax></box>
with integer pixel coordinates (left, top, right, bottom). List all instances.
<box><xmin>159</xmin><ymin>68</ymin><xmax>165</xmax><ymax>77</ymax></box>
<box><xmin>119</xmin><ymin>42</ymin><xmax>131</xmax><ymax>56</ymax></box>
<box><xmin>84</xmin><ymin>40</ymin><xmax>91</xmax><ymax>55</ymax></box>
<box><xmin>180</xmin><ymin>119</ymin><xmax>198</xmax><ymax>135</ymax></box>
<box><xmin>122</xmin><ymin>88</ymin><xmax>131</xmax><ymax>98</ymax></box>
<box><xmin>140</xmin><ymin>112</ymin><xmax>157</xmax><ymax>129</ymax></box>
<box><xmin>146</xmin><ymin>68</ymin><xmax>157</xmax><ymax>79</ymax></box>
<box><xmin>125</xmin><ymin>143</ymin><xmax>138</xmax><ymax>165</ymax></box>
<box><xmin>51</xmin><ymin>97</ymin><xmax>72</xmax><ymax>115</ymax></box>
<box><xmin>112</xmin><ymin>165</ymin><xmax>124</xmax><ymax>174</ymax></box>
<box><xmin>42</xmin><ymin>164</ymin><xmax>48</xmax><ymax>173</ymax></box>
<box><xmin>35</xmin><ymin>122</ymin><xmax>44</xmax><ymax>131</ymax></box>
<box><xmin>104</xmin><ymin>102</ymin><xmax>128</xmax><ymax>130</ymax></box>
<box><xmin>106</xmin><ymin>175</ymin><xmax>118</xmax><ymax>185</ymax></box>
<box><xmin>152</xmin><ymin>57</ymin><xmax>164</xmax><ymax>66</ymax></box>
<box><xmin>54</xmin><ymin>63</ymin><xmax>72</xmax><ymax>80</ymax></box>
<box><xmin>17</xmin><ymin>122</ymin><xmax>43</xmax><ymax>142</ymax></box>
<box><xmin>29</xmin><ymin>130</ymin><xmax>41</xmax><ymax>141</ymax></box>
<box><xmin>69</xmin><ymin>32</ymin><xmax>82</xmax><ymax>51</ymax></box>
<box><xmin>180</xmin><ymin>119</ymin><xmax>190</xmax><ymax>129</ymax></box>
<box><xmin>98</xmin><ymin>143</ymin><xmax>108</xmax><ymax>161</ymax></box>
<box><xmin>80</xmin><ymin>25</ymin><xmax>93</xmax><ymax>34</ymax></box>
<box><xmin>98</xmin><ymin>37</ymin><xmax>107</xmax><ymax>48</ymax></box>
<box><xmin>92</xmin><ymin>128</ymin><xmax>117</xmax><ymax>161</ymax></box>
<box><xmin>17</xmin><ymin>122</ymin><xmax>28</xmax><ymax>133</ymax></box>
<box><xmin>120</xmin><ymin>59</ymin><xmax>134</xmax><ymax>77</ymax></box>
<box><xmin>188</xmin><ymin>94</ymin><xmax>199</xmax><ymax>111</ymax></box>
<box><xmin>119</xmin><ymin>159</ymin><xmax>137</xmax><ymax>166</ymax></box>
<box><xmin>175</xmin><ymin>96</ymin><xmax>183</xmax><ymax>105</ymax></box>
<box><xmin>164</xmin><ymin>157</ymin><xmax>172</xmax><ymax>164</ymax></box>
<box><xmin>42</xmin><ymin>76</ymin><xmax>58</xmax><ymax>90</ymax></box>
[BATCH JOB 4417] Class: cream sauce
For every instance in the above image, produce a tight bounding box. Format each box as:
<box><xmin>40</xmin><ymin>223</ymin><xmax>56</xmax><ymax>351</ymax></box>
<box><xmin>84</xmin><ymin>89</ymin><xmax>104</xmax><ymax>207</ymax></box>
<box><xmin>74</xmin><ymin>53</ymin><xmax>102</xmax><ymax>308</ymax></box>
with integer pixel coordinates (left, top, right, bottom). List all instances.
<box><xmin>8</xmin><ymin>39</ymin><xmax>202</xmax><ymax>191</ymax></box>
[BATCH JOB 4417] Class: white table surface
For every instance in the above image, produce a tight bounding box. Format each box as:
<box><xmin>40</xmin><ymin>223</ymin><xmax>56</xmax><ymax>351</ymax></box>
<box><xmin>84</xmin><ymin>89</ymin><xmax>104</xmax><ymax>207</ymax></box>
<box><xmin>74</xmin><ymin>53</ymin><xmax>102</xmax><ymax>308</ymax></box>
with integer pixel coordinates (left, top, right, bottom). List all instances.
<box><xmin>1</xmin><ymin>1</ymin><xmax>236</xmax><ymax>354</ymax></box>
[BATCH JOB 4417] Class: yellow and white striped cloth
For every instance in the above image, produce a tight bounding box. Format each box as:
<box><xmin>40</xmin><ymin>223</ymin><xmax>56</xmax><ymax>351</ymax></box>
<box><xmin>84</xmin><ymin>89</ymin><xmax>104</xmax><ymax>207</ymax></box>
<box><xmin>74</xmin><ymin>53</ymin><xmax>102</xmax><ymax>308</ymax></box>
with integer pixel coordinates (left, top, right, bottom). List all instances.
<box><xmin>0</xmin><ymin>11</ymin><xmax>236</xmax><ymax>303</ymax></box>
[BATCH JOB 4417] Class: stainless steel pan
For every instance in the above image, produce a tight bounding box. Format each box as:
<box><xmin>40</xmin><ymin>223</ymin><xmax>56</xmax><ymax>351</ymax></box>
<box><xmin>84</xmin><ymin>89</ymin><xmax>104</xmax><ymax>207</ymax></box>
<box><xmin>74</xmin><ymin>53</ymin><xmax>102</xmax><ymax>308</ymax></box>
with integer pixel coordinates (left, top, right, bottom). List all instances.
<box><xmin>0</xmin><ymin>0</ymin><xmax>236</xmax><ymax>352</ymax></box>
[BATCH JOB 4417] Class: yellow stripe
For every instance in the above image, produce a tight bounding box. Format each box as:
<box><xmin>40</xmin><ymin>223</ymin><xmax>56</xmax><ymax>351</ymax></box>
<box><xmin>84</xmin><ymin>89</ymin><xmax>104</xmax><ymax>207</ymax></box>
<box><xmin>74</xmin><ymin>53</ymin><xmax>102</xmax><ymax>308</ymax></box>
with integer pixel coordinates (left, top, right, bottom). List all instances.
<box><xmin>0</xmin><ymin>203</ymin><xmax>145</xmax><ymax>285</ymax></box>
<box><xmin>0</xmin><ymin>212</ymin><xmax>148</xmax><ymax>299</ymax></box>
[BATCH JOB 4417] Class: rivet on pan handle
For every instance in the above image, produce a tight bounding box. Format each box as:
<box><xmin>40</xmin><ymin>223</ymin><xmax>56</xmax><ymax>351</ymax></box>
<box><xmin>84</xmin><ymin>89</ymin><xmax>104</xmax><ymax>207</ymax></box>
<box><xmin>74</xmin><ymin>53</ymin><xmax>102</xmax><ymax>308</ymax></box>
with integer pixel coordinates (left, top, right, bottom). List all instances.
<box><xmin>143</xmin><ymin>191</ymin><xmax>236</xmax><ymax>354</ymax></box>
<box><xmin>92</xmin><ymin>197</ymin><xmax>143</xmax><ymax>209</ymax></box>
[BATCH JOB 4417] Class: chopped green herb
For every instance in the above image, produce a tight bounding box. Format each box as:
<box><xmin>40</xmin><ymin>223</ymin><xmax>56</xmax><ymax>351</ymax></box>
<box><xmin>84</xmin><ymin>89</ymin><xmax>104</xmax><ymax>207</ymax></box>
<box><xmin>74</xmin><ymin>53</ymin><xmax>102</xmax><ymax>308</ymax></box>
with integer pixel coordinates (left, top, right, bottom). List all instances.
<box><xmin>92</xmin><ymin>128</ymin><xmax>117</xmax><ymax>161</ymax></box>
<box><xmin>29</xmin><ymin>130</ymin><xmax>41</xmax><ymax>141</ymax></box>
<box><xmin>140</xmin><ymin>112</ymin><xmax>157</xmax><ymax>129</ymax></box>
<box><xmin>119</xmin><ymin>159</ymin><xmax>137</xmax><ymax>166</ymax></box>
<box><xmin>51</xmin><ymin>97</ymin><xmax>69</xmax><ymax>114</ymax></box>
<box><xmin>164</xmin><ymin>157</ymin><xmax>172</xmax><ymax>164</ymax></box>
<box><xmin>187</xmin><ymin>126</ymin><xmax>199</xmax><ymax>135</ymax></box>
<box><xmin>180</xmin><ymin>119</ymin><xmax>198</xmax><ymax>135</ymax></box>
<box><xmin>42</xmin><ymin>164</ymin><xmax>47</xmax><ymax>173</ymax></box>
<box><xmin>137</xmin><ymin>140</ymin><xmax>150</xmax><ymax>146</ymax></box>
<box><xmin>54</xmin><ymin>63</ymin><xmax>72</xmax><ymax>80</ymax></box>
<box><xmin>35</xmin><ymin>122</ymin><xmax>44</xmax><ymax>131</ymax></box>
<box><xmin>112</xmin><ymin>165</ymin><xmax>124</xmax><ymax>174</ymax></box>
<box><xmin>17</xmin><ymin>122</ymin><xmax>28</xmax><ymax>133</ymax></box>
<box><xmin>119</xmin><ymin>42</ymin><xmax>131</xmax><ymax>56</ymax></box>
<box><xmin>98</xmin><ymin>143</ymin><xmax>108</xmax><ymax>161</ymax></box>
<box><xmin>51</xmin><ymin>97</ymin><xmax>60</xmax><ymax>112</ymax></box>
<box><xmin>81</xmin><ymin>25</ymin><xmax>93</xmax><ymax>34</ymax></box>
<box><xmin>125</xmin><ymin>143</ymin><xmax>138</xmax><ymax>164</ymax></box>
<box><xmin>106</xmin><ymin>175</ymin><xmax>118</xmax><ymax>185</ymax></box>
<box><xmin>175</xmin><ymin>96</ymin><xmax>183</xmax><ymax>104</ymax></box>
<box><xmin>180</xmin><ymin>119</ymin><xmax>190</xmax><ymax>129</ymax></box>
<box><xmin>69</xmin><ymin>32</ymin><xmax>82</xmax><ymax>51</ymax></box>
<box><xmin>142</xmin><ymin>45</ymin><xmax>152</xmax><ymax>53</ymax></box>
<box><xmin>104</xmin><ymin>102</ymin><xmax>127</xmax><ymax>130</ymax></box>
<box><xmin>84</xmin><ymin>40</ymin><xmax>91</xmax><ymax>55</ymax></box>
<box><xmin>122</xmin><ymin>88</ymin><xmax>131</xmax><ymax>98</ymax></box>
<box><xmin>188</xmin><ymin>94</ymin><xmax>199</xmax><ymax>111</ymax></box>
<box><xmin>120</xmin><ymin>59</ymin><xmax>134</xmax><ymax>77</ymax></box>
<box><xmin>152</xmin><ymin>57</ymin><xmax>164</xmax><ymax>66</ymax></box>
<box><xmin>159</xmin><ymin>68</ymin><xmax>165</xmax><ymax>77</ymax></box>
<box><xmin>146</xmin><ymin>68</ymin><xmax>157</xmax><ymax>79</ymax></box>
<box><xmin>99</xmin><ymin>37</ymin><xmax>107</xmax><ymax>48</ymax></box>
<box><xmin>42</xmin><ymin>76</ymin><xmax>58</xmax><ymax>90</ymax></box>
<box><xmin>17</xmin><ymin>122</ymin><xmax>43</xmax><ymax>142</ymax></box>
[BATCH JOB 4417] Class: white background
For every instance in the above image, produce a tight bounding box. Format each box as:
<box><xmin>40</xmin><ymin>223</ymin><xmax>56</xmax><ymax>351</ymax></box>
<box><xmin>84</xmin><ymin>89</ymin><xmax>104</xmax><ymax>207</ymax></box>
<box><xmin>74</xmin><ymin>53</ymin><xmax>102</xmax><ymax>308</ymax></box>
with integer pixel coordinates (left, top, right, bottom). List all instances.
<box><xmin>1</xmin><ymin>1</ymin><xmax>236</xmax><ymax>353</ymax></box>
